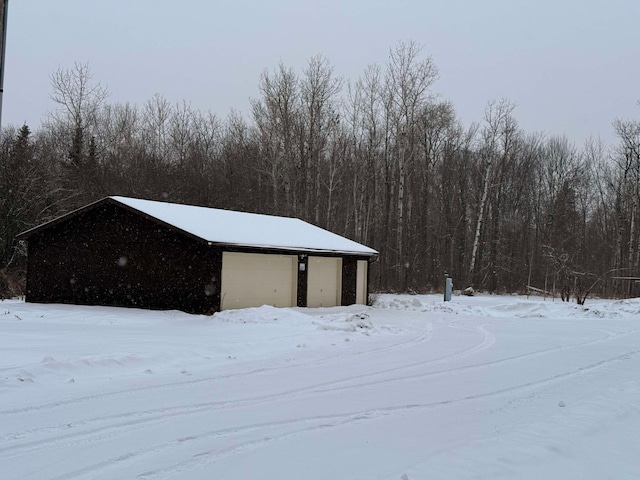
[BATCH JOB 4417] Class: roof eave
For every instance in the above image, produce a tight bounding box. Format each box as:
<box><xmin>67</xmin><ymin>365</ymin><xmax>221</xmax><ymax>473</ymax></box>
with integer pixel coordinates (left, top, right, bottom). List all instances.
<box><xmin>209</xmin><ymin>241</ymin><xmax>378</xmax><ymax>256</ymax></box>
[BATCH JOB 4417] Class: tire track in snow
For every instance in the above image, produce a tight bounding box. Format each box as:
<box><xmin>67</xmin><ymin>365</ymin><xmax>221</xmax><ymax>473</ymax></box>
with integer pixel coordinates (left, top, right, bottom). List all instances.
<box><xmin>0</xmin><ymin>321</ymin><xmax>439</xmax><ymax>454</ymax></box>
<box><xmin>1</xmin><ymin>322</ymin><xmax>634</xmax><ymax>454</ymax></box>
<box><xmin>42</xmin><ymin>413</ymin><xmax>370</xmax><ymax>480</ymax></box>
<box><xmin>307</xmin><ymin>325</ymin><xmax>640</xmax><ymax>395</ymax></box>
<box><xmin>0</xmin><ymin>318</ymin><xmax>436</xmax><ymax>418</ymax></box>
<box><xmin>136</xmin><ymin>348</ymin><xmax>640</xmax><ymax>479</ymax></box>
<box><xmin>33</xmin><ymin>346</ymin><xmax>640</xmax><ymax>480</ymax></box>
<box><xmin>2</xmin><ymin>327</ymin><xmax>639</xmax><ymax>465</ymax></box>
<box><xmin>296</xmin><ymin>324</ymin><xmax>640</xmax><ymax>402</ymax></box>
<box><xmin>0</xmin><ymin>320</ymin><xmax>470</xmax><ymax>454</ymax></box>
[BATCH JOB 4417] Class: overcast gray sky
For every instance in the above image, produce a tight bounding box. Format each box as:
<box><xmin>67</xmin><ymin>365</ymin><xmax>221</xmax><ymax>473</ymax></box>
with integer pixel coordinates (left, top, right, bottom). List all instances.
<box><xmin>4</xmin><ymin>0</ymin><xmax>639</xmax><ymax>145</ymax></box>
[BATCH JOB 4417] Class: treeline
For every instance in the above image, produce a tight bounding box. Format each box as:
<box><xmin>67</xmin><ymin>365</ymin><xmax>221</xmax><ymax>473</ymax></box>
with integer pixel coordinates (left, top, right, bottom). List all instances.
<box><xmin>1</xmin><ymin>41</ymin><xmax>639</xmax><ymax>300</ymax></box>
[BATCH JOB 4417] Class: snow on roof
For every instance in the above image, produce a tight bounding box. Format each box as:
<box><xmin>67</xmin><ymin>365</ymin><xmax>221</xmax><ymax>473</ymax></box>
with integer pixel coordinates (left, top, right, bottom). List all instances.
<box><xmin>111</xmin><ymin>196</ymin><xmax>377</xmax><ymax>255</ymax></box>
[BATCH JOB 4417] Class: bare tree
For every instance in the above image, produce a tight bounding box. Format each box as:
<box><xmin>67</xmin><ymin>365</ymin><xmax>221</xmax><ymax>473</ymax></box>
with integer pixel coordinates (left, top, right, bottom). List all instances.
<box><xmin>612</xmin><ymin>118</ymin><xmax>640</xmax><ymax>295</ymax></box>
<box><xmin>251</xmin><ymin>62</ymin><xmax>300</xmax><ymax>215</ymax></box>
<box><xmin>469</xmin><ymin>99</ymin><xmax>519</xmax><ymax>286</ymax></box>
<box><xmin>49</xmin><ymin>62</ymin><xmax>108</xmax><ymax>134</ymax></box>
<box><xmin>47</xmin><ymin>63</ymin><xmax>109</xmax><ymax>208</ymax></box>
<box><xmin>384</xmin><ymin>40</ymin><xmax>438</xmax><ymax>289</ymax></box>
<box><xmin>299</xmin><ymin>54</ymin><xmax>342</xmax><ymax>224</ymax></box>
<box><xmin>141</xmin><ymin>93</ymin><xmax>172</xmax><ymax>161</ymax></box>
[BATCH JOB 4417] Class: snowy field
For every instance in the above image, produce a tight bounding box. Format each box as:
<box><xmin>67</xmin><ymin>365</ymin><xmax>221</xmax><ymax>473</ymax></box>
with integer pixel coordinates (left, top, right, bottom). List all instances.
<box><xmin>1</xmin><ymin>294</ymin><xmax>640</xmax><ymax>480</ymax></box>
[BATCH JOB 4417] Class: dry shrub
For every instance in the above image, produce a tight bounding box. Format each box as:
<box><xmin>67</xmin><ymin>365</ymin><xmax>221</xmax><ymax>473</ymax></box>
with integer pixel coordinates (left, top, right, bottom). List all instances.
<box><xmin>0</xmin><ymin>266</ymin><xmax>26</xmax><ymax>299</ymax></box>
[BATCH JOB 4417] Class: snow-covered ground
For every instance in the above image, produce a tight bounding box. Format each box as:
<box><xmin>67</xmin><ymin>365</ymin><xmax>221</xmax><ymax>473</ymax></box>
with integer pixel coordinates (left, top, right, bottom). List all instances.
<box><xmin>2</xmin><ymin>294</ymin><xmax>640</xmax><ymax>479</ymax></box>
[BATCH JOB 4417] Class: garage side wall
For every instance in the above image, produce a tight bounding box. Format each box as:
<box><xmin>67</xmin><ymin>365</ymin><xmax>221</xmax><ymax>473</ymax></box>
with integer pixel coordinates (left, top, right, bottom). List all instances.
<box><xmin>25</xmin><ymin>203</ymin><xmax>221</xmax><ymax>314</ymax></box>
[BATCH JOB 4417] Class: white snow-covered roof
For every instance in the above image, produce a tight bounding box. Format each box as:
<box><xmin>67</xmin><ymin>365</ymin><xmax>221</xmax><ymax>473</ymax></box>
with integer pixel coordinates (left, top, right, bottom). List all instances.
<box><xmin>110</xmin><ymin>196</ymin><xmax>377</xmax><ymax>255</ymax></box>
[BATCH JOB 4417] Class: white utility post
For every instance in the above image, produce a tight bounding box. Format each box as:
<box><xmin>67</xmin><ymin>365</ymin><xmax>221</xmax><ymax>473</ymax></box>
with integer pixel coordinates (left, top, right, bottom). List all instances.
<box><xmin>444</xmin><ymin>276</ymin><xmax>453</xmax><ymax>302</ymax></box>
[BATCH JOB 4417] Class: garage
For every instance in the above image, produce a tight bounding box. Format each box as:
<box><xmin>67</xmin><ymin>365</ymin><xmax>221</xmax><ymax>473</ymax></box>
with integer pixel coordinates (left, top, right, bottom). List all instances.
<box><xmin>17</xmin><ymin>196</ymin><xmax>377</xmax><ymax>314</ymax></box>
<box><xmin>221</xmin><ymin>252</ymin><xmax>298</xmax><ymax>310</ymax></box>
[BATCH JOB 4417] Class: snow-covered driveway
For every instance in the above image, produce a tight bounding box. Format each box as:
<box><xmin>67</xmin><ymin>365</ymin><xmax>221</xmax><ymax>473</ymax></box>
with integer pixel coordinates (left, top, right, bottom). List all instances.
<box><xmin>1</xmin><ymin>295</ymin><xmax>639</xmax><ymax>479</ymax></box>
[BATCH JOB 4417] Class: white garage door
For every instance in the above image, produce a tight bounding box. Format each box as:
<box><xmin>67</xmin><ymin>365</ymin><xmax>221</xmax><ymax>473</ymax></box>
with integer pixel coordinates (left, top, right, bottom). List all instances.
<box><xmin>307</xmin><ymin>256</ymin><xmax>342</xmax><ymax>308</ymax></box>
<box><xmin>221</xmin><ymin>252</ymin><xmax>297</xmax><ymax>310</ymax></box>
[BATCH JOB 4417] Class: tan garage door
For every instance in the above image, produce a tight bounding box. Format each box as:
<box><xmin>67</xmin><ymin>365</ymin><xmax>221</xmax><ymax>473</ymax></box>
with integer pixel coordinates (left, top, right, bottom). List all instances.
<box><xmin>221</xmin><ymin>252</ymin><xmax>297</xmax><ymax>310</ymax></box>
<box><xmin>307</xmin><ymin>256</ymin><xmax>342</xmax><ymax>308</ymax></box>
<box><xmin>356</xmin><ymin>260</ymin><xmax>368</xmax><ymax>305</ymax></box>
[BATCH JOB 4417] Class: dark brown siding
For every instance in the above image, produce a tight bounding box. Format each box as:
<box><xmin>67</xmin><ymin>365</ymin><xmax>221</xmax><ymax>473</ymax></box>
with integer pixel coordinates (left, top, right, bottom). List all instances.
<box><xmin>296</xmin><ymin>254</ymin><xmax>308</xmax><ymax>307</ymax></box>
<box><xmin>25</xmin><ymin>203</ymin><xmax>221</xmax><ymax>314</ymax></box>
<box><xmin>341</xmin><ymin>256</ymin><xmax>357</xmax><ymax>306</ymax></box>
